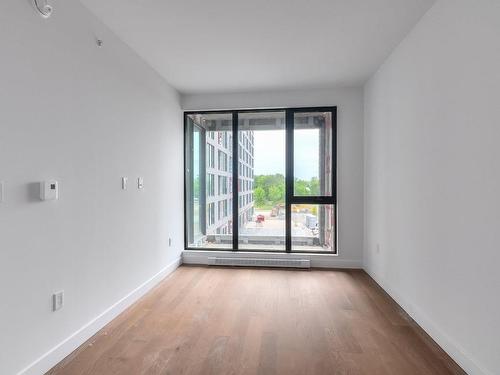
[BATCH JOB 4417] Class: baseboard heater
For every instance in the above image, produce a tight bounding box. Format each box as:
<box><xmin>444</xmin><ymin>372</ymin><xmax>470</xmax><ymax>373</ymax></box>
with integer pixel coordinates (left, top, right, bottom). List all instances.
<box><xmin>207</xmin><ymin>257</ymin><xmax>310</xmax><ymax>269</ymax></box>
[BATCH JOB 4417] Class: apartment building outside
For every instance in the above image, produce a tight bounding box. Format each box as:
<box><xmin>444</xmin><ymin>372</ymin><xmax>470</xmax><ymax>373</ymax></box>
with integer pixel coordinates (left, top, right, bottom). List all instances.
<box><xmin>237</xmin><ymin>130</ymin><xmax>255</xmax><ymax>228</ymax></box>
<box><xmin>206</xmin><ymin>129</ymin><xmax>254</xmax><ymax>237</ymax></box>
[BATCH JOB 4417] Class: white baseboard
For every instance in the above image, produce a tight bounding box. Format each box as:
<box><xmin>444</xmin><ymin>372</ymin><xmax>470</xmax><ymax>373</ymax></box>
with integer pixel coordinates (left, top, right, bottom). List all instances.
<box><xmin>17</xmin><ymin>256</ymin><xmax>182</xmax><ymax>375</ymax></box>
<box><xmin>364</xmin><ymin>268</ymin><xmax>492</xmax><ymax>375</ymax></box>
<box><xmin>182</xmin><ymin>250</ymin><xmax>362</xmax><ymax>269</ymax></box>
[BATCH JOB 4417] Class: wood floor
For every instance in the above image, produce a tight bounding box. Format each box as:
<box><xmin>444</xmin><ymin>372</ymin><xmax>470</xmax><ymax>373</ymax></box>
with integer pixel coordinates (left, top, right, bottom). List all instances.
<box><xmin>47</xmin><ymin>266</ymin><xmax>466</xmax><ymax>375</ymax></box>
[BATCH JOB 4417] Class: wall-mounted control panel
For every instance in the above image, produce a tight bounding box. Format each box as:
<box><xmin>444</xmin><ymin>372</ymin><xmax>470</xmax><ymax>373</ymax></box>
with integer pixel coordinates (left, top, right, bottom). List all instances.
<box><xmin>40</xmin><ymin>180</ymin><xmax>59</xmax><ymax>201</ymax></box>
<box><xmin>52</xmin><ymin>291</ymin><xmax>64</xmax><ymax>311</ymax></box>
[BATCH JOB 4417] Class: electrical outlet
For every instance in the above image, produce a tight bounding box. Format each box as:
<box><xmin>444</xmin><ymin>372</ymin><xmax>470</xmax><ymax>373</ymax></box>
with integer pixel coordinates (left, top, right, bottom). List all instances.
<box><xmin>53</xmin><ymin>291</ymin><xmax>64</xmax><ymax>311</ymax></box>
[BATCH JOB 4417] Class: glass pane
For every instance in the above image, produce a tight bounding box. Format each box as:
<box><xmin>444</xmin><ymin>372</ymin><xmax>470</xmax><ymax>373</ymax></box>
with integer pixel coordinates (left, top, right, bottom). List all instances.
<box><xmin>192</xmin><ymin>127</ymin><xmax>202</xmax><ymax>238</ymax></box>
<box><xmin>238</xmin><ymin>112</ymin><xmax>286</xmax><ymax>251</ymax></box>
<box><xmin>293</xmin><ymin>112</ymin><xmax>333</xmax><ymax>196</ymax></box>
<box><xmin>186</xmin><ymin>113</ymin><xmax>233</xmax><ymax>248</ymax></box>
<box><xmin>291</xmin><ymin>204</ymin><xmax>336</xmax><ymax>252</ymax></box>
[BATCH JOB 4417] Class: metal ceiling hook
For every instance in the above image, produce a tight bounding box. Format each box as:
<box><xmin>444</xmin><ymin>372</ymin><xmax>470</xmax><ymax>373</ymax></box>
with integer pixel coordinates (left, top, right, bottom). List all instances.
<box><xmin>34</xmin><ymin>0</ymin><xmax>53</xmax><ymax>19</ymax></box>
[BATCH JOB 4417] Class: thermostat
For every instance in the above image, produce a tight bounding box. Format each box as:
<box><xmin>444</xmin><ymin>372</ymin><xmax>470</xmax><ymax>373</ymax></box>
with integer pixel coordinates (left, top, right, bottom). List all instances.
<box><xmin>40</xmin><ymin>180</ymin><xmax>59</xmax><ymax>201</ymax></box>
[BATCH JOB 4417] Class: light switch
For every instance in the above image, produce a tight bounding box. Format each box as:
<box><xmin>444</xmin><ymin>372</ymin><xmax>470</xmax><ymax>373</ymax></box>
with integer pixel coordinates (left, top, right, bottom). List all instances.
<box><xmin>0</xmin><ymin>181</ymin><xmax>4</xmax><ymax>203</ymax></box>
<box><xmin>122</xmin><ymin>177</ymin><xmax>128</xmax><ymax>190</ymax></box>
<box><xmin>40</xmin><ymin>180</ymin><xmax>59</xmax><ymax>201</ymax></box>
<box><xmin>138</xmin><ymin>177</ymin><xmax>144</xmax><ymax>189</ymax></box>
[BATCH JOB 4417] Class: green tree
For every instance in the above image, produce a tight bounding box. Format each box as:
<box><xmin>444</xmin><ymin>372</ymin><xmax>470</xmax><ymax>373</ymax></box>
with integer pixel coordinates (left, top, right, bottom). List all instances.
<box><xmin>254</xmin><ymin>174</ymin><xmax>285</xmax><ymax>207</ymax></box>
<box><xmin>253</xmin><ymin>174</ymin><xmax>321</xmax><ymax>207</ymax></box>
<box><xmin>294</xmin><ymin>179</ymin><xmax>310</xmax><ymax>195</ymax></box>
<box><xmin>254</xmin><ymin>186</ymin><xmax>266</xmax><ymax>207</ymax></box>
<box><xmin>294</xmin><ymin>177</ymin><xmax>321</xmax><ymax>196</ymax></box>
<box><xmin>268</xmin><ymin>184</ymin><xmax>284</xmax><ymax>204</ymax></box>
<box><xmin>310</xmin><ymin>177</ymin><xmax>320</xmax><ymax>195</ymax></box>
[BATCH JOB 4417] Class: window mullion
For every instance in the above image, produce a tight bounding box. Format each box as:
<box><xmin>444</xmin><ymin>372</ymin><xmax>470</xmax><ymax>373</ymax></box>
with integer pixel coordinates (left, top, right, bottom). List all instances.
<box><xmin>285</xmin><ymin>109</ymin><xmax>294</xmax><ymax>252</ymax></box>
<box><xmin>232</xmin><ymin>111</ymin><xmax>239</xmax><ymax>251</ymax></box>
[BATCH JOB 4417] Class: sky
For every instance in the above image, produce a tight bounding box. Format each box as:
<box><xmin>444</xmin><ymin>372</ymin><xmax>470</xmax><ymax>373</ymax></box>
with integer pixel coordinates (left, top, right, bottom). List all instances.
<box><xmin>253</xmin><ymin>129</ymin><xmax>319</xmax><ymax>180</ymax></box>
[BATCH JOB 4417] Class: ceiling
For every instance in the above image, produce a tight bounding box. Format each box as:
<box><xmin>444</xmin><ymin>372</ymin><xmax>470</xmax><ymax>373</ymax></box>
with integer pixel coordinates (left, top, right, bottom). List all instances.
<box><xmin>80</xmin><ymin>0</ymin><xmax>436</xmax><ymax>94</ymax></box>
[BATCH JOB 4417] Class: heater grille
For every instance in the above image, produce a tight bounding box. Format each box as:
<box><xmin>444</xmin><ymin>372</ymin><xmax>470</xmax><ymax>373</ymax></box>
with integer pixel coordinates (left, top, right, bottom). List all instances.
<box><xmin>207</xmin><ymin>257</ymin><xmax>310</xmax><ymax>269</ymax></box>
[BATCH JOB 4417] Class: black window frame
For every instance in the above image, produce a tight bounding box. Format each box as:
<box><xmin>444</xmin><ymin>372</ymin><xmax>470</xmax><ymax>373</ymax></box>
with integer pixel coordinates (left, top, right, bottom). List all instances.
<box><xmin>184</xmin><ymin>106</ymin><xmax>337</xmax><ymax>254</ymax></box>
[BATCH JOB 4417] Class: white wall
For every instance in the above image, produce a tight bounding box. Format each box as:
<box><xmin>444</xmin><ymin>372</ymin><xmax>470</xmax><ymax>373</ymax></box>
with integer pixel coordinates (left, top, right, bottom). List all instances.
<box><xmin>364</xmin><ymin>1</ymin><xmax>500</xmax><ymax>374</ymax></box>
<box><xmin>0</xmin><ymin>1</ymin><xmax>183</xmax><ymax>374</ymax></box>
<box><xmin>182</xmin><ymin>88</ymin><xmax>364</xmax><ymax>266</ymax></box>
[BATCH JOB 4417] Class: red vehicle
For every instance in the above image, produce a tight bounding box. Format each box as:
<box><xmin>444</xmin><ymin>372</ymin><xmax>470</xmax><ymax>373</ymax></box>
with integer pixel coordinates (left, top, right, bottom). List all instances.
<box><xmin>256</xmin><ymin>214</ymin><xmax>265</xmax><ymax>223</ymax></box>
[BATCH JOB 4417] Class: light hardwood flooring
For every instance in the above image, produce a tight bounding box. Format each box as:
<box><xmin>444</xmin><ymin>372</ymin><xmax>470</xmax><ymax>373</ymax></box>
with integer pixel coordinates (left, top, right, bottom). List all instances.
<box><xmin>47</xmin><ymin>266</ymin><xmax>466</xmax><ymax>375</ymax></box>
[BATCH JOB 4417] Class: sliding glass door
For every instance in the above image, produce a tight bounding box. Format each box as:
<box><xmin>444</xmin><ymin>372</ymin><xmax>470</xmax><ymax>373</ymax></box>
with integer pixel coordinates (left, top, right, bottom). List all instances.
<box><xmin>184</xmin><ymin>107</ymin><xmax>336</xmax><ymax>253</ymax></box>
<box><xmin>237</xmin><ymin>111</ymin><xmax>286</xmax><ymax>251</ymax></box>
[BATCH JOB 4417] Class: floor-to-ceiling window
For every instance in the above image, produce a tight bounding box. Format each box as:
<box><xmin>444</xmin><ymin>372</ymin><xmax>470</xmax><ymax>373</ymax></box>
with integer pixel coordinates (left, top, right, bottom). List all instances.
<box><xmin>184</xmin><ymin>107</ymin><xmax>337</xmax><ymax>253</ymax></box>
<box><xmin>185</xmin><ymin>113</ymin><xmax>233</xmax><ymax>249</ymax></box>
<box><xmin>238</xmin><ymin>111</ymin><xmax>286</xmax><ymax>251</ymax></box>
